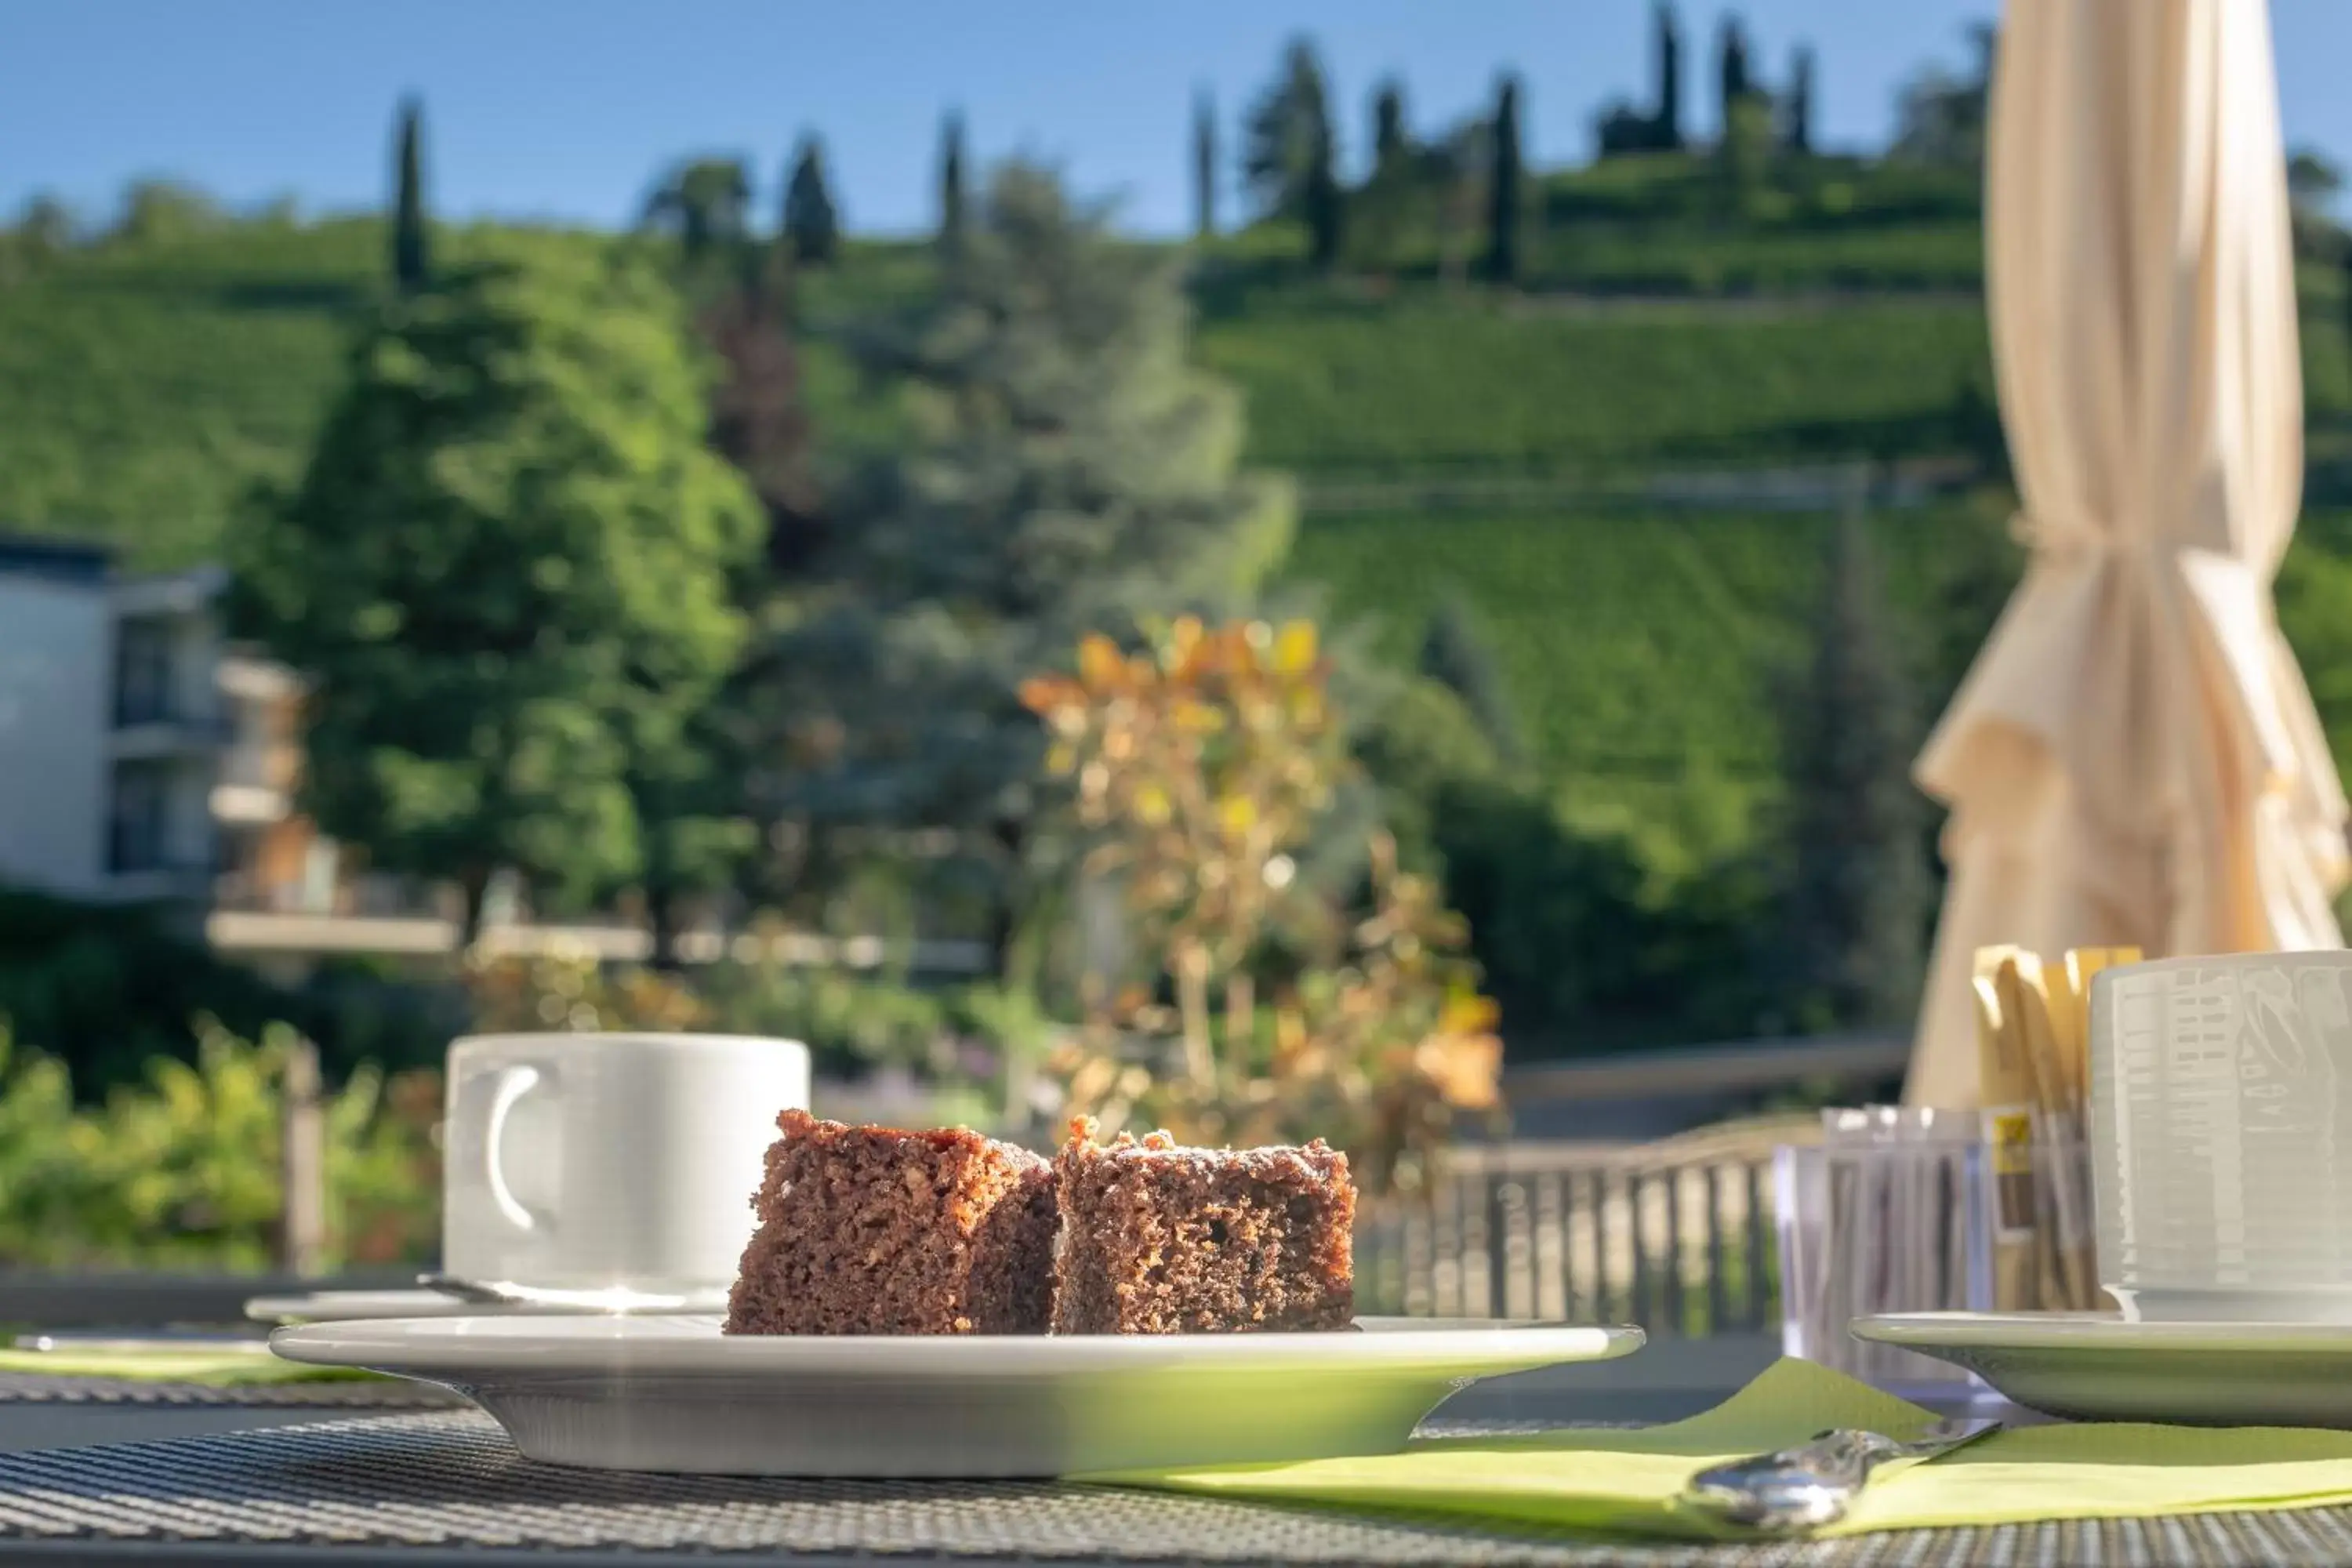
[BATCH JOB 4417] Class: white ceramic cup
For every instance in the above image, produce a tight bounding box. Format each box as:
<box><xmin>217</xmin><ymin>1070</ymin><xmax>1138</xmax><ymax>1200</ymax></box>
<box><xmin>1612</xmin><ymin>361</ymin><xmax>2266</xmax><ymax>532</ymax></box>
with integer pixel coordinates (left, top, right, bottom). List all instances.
<box><xmin>441</xmin><ymin>1033</ymin><xmax>808</xmax><ymax>1295</ymax></box>
<box><xmin>2089</xmin><ymin>952</ymin><xmax>2352</xmax><ymax>1323</ymax></box>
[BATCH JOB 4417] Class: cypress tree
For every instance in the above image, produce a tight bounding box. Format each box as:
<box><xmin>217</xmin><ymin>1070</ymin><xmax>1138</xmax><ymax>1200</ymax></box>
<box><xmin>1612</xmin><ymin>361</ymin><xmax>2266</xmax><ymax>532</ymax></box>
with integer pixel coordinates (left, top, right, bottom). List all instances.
<box><xmin>1243</xmin><ymin>38</ymin><xmax>1342</xmax><ymax>265</ymax></box>
<box><xmin>1193</xmin><ymin>88</ymin><xmax>1218</xmax><ymax>240</ymax></box>
<box><xmin>1718</xmin><ymin>16</ymin><xmax>1754</xmax><ymax>137</ymax></box>
<box><xmin>702</xmin><ymin>255</ymin><xmax>821</xmax><ymax>573</ymax></box>
<box><xmin>391</xmin><ymin>96</ymin><xmax>428</xmax><ymax>292</ymax></box>
<box><xmin>2339</xmin><ymin>223</ymin><xmax>2352</xmax><ymax>387</ymax></box>
<box><xmin>1302</xmin><ymin>129</ymin><xmax>1341</xmax><ymax>269</ymax></box>
<box><xmin>938</xmin><ymin>110</ymin><xmax>967</xmax><ymax>256</ymax></box>
<box><xmin>641</xmin><ymin>158</ymin><xmax>751</xmax><ymax>264</ymax></box>
<box><xmin>1775</xmin><ymin>496</ymin><xmax>1929</xmax><ymax>1030</ymax></box>
<box><xmin>1787</xmin><ymin>45</ymin><xmax>1816</xmax><ymax>154</ymax></box>
<box><xmin>1371</xmin><ymin>78</ymin><xmax>1408</xmax><ymax>172</ymax></box>
<box><xmin>1483</xmin><ymin>75</ymin><xmax>1523</xmax><ymax>285</ymax></box>
<box><xmin>782</xmin><ymin>135</ymin><xmax>840</xmax><ymax>267</ymax></box>
<box><xmin>1419</xmin><ymin>593</ymin><xmax>1524</xmax><ymax>766</ymax></box>
<box><xmin>1657</xmin><ymin>2</ymin><xmax>1685</xmax><ymax>151</ymax></box>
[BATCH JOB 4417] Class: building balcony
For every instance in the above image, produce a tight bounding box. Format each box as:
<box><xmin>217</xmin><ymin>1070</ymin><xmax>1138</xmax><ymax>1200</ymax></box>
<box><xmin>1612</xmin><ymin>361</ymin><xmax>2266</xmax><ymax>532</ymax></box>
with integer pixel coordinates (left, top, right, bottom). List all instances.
<box><xmin>209</xmin><ymin>742</ymin><xmax>297</xmax><ymax>824</ymax></box>
<box><xmin>110</xmin><ymin>707</ymin><xmax>233</xmax><ymax>757</ymax></box>
<box><xmin>209</xmin><ymin>782</ymin><xmax>290</xmax><ymax>825</ymax></box>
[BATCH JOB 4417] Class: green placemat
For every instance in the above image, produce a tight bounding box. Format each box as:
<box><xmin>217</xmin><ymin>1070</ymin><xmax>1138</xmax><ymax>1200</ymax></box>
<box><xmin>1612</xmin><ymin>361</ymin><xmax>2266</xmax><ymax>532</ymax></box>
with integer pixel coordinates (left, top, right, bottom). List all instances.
<box><xmin>0</xmin><ymin>1346</ymin><xmax>384</xmax><ymax>1386</ymax></box>
<box><xmin>1091</xmin><ymin>1357</ymin><xmax>2352</xmax><ymax>1541</ymax></box>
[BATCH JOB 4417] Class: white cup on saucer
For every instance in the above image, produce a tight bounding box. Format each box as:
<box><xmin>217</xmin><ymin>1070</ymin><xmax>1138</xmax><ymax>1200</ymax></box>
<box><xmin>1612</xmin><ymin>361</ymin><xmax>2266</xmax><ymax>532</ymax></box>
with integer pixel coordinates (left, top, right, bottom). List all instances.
<box><xmin>2089</xmin><ymin>953</ymin><xmax>2352</xmax><ymax>1323</ymax></box>
<box><xmin>440</xmin><ymin>1033</ymin><xmax>808</xmax><ymax>1301</ymax></box>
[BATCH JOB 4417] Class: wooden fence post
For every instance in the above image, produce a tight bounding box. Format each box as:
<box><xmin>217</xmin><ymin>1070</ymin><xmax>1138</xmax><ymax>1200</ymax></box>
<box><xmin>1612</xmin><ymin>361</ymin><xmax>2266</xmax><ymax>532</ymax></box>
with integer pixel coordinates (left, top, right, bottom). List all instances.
<box><xmin>280</xmin><ymin>1036</ymin><xmax>326</xmax><ymax>1277</ymax></box>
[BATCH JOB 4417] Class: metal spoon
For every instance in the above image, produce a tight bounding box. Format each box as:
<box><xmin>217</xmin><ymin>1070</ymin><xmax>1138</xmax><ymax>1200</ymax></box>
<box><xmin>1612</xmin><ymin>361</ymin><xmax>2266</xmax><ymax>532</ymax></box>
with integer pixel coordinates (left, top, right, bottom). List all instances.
<box><xmin>1679</xmin><ymin>1419</ymin><xmax>2002</xmax><ymax>1535</ymax></box>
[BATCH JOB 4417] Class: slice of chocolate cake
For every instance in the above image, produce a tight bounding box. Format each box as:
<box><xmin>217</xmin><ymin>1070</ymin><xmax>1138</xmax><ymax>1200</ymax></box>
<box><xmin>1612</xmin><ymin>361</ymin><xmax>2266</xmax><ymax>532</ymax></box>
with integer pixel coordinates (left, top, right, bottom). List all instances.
<box><xmin>1052</xmin><ymin>1119</ymin><xmax>1356</xmax><ymax>1334</ymax></box>
<box><xmin>725</xmin><ymin>1109</ymin><xmax>1058</xmax><ymax>1335</ymax></box>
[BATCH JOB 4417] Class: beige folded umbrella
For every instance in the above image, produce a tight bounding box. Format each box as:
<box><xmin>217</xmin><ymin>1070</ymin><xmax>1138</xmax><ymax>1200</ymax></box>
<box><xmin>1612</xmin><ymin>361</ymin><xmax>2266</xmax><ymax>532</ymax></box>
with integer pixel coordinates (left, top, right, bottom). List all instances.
<box><xmin>1906</xmin><ymin>0</ymin><xmax>2349</xmax><ymax>1108</ymax></box>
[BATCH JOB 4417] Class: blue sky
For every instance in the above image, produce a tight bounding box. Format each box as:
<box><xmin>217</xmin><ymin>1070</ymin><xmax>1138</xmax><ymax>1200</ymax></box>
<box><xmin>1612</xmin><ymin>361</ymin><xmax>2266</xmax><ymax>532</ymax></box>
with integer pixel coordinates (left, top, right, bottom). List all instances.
<box><xmin>5</xmin><ymin>1</ymin><xmax>2350</xmax><ymax>237</ymax></box>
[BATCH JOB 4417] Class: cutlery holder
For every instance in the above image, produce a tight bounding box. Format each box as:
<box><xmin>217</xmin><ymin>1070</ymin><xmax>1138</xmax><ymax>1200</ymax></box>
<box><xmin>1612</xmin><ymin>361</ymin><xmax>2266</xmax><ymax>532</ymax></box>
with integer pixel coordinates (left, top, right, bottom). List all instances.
<box><xmin>1775</xmin><ymin>1106</ymin><xmax>2096</xmax><ymax>1392</ymax></box>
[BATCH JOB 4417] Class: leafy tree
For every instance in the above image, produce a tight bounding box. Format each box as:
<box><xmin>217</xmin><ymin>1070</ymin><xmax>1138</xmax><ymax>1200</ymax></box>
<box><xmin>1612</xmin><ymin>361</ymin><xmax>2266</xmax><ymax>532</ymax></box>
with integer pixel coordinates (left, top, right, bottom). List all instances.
<box><xmin>1785</xmin><ymin>45</ymin><xmax>1817</xmax><ymax>155</ymax></box>
<box><xmin>752</xmin><ymin>165</ymin><xmax>1295</xmax><ymax>965</ymax></box>
<box><xmin>1773</xmin><ymin>507</ymin><xmax>1929</xmax><ymax>1030</ymax></box>
<box><xmin>391</xmin><ymin>96</ymin><xmax>429</xmax><ymax>292</ymax></box>
<box><xmin>1243</xmin><ymin>37</ymin><xmax>1343</xmax><ymax>267</ymax></box>
<box><xmin>110</xmin><ymin>180</ymin><xmax>222</xmax><ymax>246</ymax></box>
<box><xmin>1593</xmin><ymin>102</ymin><xmax>1659</xmax><ymax>160</ymax></box>
<box><xmin>1418</xmin><ymin>591</ymin><xmax>1523</xmax><ymax>767</ymax></box>
<box><xmin>2289</xmin><ymin>147</ymin><xmax>2343</xmax><ymax>217</ymax></box>
<box><xmin>782</xmin><ymin>135</ymin><xmax>840</xmax><ymax>267</ymax></box>
<box><xmin>1371</xmin><ymin>78</ymin><xmax>1410</xmax><ymax>172</ymax></box>
<box><xmin>641</xmin><ymin>157</ymin><xmax>753</xmax><ymax>264</ymax></box>
<box><xmin>14</xmin><ymin>194</ymin><xmax>73</xmax><ymax>251</ymax></box>
<box><xmin>1483</xmin><ymin>75</ymin><xmax>1523</xmax><ymax>286</ymax></box>
<box><xmin>938</xmin><ymin>110</ymin><xmax>967</xmax><ymax>256</ymax></box>
<box><xmin>6</xmin><ymin>194</ymin><xmax>74</xmax><ymax>274</ymax></box>
<box><xmin>1893</xmin><ymin>23</ymin><xmax>1994</xmax><ymax>168</ymax></box>
<box><xmin>1192</xmin><ymin>88</ymin><xmax>1218</xmax><ymax>239</ymax></box>
<box><xmin>236</xmin><ymin>241</ymin><xmax>765</xmax><ymax>946</ymax></box>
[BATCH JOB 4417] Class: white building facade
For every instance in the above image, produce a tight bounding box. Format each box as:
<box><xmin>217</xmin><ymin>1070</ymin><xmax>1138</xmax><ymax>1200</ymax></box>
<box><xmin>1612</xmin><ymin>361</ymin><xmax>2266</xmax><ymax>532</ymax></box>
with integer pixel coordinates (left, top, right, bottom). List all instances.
<box><xmin>0</xmin><ymin>537</ymin><xmax>298</xmax><ymax>905</ymax></box>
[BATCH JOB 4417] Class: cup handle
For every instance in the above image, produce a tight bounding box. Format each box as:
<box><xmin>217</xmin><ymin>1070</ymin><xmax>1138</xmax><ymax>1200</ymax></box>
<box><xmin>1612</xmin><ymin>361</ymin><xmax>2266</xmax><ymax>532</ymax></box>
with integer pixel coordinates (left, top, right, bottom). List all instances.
<box><xmin>483</xmin><ymin>1065</ymin><xmax>554</xmax><ymax>1235</ymax></box>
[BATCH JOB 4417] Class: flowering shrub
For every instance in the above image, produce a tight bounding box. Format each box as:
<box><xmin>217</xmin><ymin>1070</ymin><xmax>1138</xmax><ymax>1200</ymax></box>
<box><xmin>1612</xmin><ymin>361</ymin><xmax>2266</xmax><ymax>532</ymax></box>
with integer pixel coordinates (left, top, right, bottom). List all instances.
<box><xmin>1022</xmin><ymin>617</ymin><xmax>1501</xmax><ymax>1192</ymax></box>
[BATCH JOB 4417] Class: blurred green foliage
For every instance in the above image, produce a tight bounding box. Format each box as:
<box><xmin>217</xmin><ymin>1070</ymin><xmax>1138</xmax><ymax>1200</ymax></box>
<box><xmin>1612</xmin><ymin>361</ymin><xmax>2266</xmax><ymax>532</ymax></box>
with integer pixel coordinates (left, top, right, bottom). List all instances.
<box><xmin>5</xmin><ymin>173</ymin><xmax>2347</xmax><ymax>568</ymax></box>
<box><xmin>13</xmin><ymin>175</ymin><xmax>2352</xmax><ymax>1073</ymax></box>
<box><xmin>0</xmin><ymin>1021</ymin><xmax>437</xmax><ymax>1271</ymax></box>
<box><xmin>1195</xmin><ymin>298</ymin><xmax>1994</xmax><ymax>477</ymax></box>
<box><xmin>1286</xmin><ymin>500</ymin><xmax>2005</xmax><ymax>846</ymax></box>
<box><xmin>0</xmin><ymin>888</ymin><xmax>458</xmax><ymax>1094</ymax></box>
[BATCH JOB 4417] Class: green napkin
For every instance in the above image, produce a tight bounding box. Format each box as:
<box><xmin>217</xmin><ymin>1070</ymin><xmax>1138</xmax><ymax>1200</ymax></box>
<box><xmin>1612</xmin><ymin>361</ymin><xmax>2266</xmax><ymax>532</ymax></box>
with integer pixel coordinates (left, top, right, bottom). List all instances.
<box><xmin>0</xmin><ymin>1345</ymin><xmax>383</xmax><ymax>1387</ymax></box>
<box><xmin>1086</xmin><ymin>1358</ymin><xmax>2352</xmax><ymax>1540</ymax></box>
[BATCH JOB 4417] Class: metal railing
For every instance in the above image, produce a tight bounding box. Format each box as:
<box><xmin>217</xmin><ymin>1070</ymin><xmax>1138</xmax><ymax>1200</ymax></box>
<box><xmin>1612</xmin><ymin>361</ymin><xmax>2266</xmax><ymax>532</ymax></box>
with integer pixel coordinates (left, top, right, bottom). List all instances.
<box><xmin>1356</xmin><ymin>1144</ymin><xmax>1780</xmax><ymax>1336</ymax></box>
<box><xmin>2</xmin><ymin>1131</ymin><xmax>1793</xmax><ymax>1334</ymax></box>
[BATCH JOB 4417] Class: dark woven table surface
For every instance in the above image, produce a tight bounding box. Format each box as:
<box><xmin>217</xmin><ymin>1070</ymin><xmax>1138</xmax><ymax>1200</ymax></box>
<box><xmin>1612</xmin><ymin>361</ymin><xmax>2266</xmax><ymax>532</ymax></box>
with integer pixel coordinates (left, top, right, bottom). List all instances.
<box><xmin>0</xmin><ymin>1372</ymin><xmax>465</xmax><ymax>1410</ymax></box>
<box><xmin>0</xmin><ymin>1401</ymin><xmax>2344</xmax><ymax>1566</ymax></box>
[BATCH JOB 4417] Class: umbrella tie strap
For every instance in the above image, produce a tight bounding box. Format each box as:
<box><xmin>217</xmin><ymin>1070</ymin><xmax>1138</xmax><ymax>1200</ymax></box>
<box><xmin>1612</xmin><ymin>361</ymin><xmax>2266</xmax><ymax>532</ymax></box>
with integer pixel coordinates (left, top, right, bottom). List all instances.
<box><xmin>2007</xmin><ymin>510</ymin><xmax>2167</xmax><ymax>567</ymax></box>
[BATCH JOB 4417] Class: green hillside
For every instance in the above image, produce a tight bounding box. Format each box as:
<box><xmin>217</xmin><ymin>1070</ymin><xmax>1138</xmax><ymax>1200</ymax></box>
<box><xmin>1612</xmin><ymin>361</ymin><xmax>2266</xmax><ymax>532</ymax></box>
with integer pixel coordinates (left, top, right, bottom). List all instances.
<box><xmin>10</xmin><ymin>201</ymin><xmax>2352</xmax><ymax>867</ymax></box>
<box><xmin>1291</xmin><ymin>498</ymin><xmax>2352</xmax><ymax>872</ymax></box>
<box><xmin>11</xmin><ymin>212</ymin><xmax>2350</xmax><ymax>561</ymax></box>
<box><xmin>1285</xmin><ymin>499</ymin><xmax>2013</xmax><ymax>869</ymax></box>
<box><xmin>1196</xmin><ymin>296</ymin><xmax>1993</xmax><ymax>478</ymax></box>
<box><xmin>0</xmin><ymin>219</ymin><xmax>621</xmax><ymax>568</ymax></box>
<box><xmin>0</xmin><ymin>213</ymin><xmax>2019</xmax><ymax>568</ymax></box>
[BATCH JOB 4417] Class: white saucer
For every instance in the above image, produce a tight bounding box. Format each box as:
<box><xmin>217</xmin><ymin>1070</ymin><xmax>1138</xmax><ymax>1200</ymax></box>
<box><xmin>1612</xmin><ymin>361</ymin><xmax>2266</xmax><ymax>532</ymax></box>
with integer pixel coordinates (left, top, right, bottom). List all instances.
<box><xmin>245</xmin><ymin>1287</ymin><xmax>730</xmax><ymax>1324</ymax></box>
<box><xmin>1853</xmin><ymin>1312</ymin><xmax>2352</xmax><ymax>1427</ymax></box>
<box><xmin>270</xmin><ymin>1313</ymin><xmax>1646</xmax><ymax>1476</ymax></box>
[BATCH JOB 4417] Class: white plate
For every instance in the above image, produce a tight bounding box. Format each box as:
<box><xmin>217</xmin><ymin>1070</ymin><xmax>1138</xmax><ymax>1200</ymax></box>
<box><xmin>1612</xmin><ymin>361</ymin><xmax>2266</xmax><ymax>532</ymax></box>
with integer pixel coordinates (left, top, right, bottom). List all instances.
<box><xmin>1853</xmin><ymin>1312</ymin><xmax>2352</xmax><ymax>1426</ymax></box>
<box><xmin>270</xmin><ymin>1313</ymin><xmax>1645</xmax><ymax>1476</ymax></box>
<box><xmin>245</xmin><ymin>1287</ymin><xmax>729</xmax><ymax>1324</ymax></box>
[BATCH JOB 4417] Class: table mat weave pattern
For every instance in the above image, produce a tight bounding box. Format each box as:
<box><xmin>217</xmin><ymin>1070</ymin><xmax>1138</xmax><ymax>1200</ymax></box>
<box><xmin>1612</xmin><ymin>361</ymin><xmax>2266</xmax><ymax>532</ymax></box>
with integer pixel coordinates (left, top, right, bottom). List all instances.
<box><xmin>2</xmin><ymin>1411</ymin><xmax>2352</xmax><ymax>1564</ymax></box>
<box><xmin>0</xmin><ymin>1371</ymin><xmax>468</xmax><ymax>1408</ymax></box>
